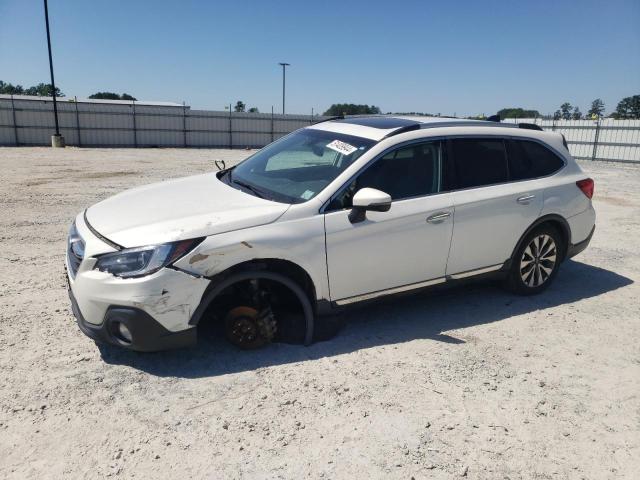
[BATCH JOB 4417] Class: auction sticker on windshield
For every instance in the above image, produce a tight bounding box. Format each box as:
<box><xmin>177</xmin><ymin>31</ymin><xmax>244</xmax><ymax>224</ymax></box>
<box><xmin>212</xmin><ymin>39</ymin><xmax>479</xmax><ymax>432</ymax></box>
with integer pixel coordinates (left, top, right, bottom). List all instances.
<box><xmin>326</xmin><ymin>139</ymin><xmax>358</xmax><ymax>156</ymax></box>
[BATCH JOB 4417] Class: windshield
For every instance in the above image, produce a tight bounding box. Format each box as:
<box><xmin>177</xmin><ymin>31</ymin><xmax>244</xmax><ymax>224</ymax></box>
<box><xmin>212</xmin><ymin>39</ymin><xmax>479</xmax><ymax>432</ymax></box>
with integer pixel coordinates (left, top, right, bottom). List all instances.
<box><xmin>227</xmin><ymin>129</ymin><xmax>376</xmax><ymax>203</ymax></box>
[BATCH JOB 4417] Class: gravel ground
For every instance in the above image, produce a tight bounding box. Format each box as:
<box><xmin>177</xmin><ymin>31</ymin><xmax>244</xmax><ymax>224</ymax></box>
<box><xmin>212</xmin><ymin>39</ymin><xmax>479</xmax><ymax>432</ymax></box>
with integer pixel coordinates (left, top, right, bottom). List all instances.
<box><xmin>1</xmin><ymin>147</ymin><xmax>639</xmax><ymax>479</ymax></box>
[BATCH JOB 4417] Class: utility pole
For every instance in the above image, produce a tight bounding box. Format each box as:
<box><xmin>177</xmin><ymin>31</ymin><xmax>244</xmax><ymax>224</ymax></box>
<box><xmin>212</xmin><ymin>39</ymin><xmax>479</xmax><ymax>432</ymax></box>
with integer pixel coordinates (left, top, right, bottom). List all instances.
<box><xmin>278</xmin><ymin>62</ymin><xmax>290</xmax><ymax>115</ymax></box>
<box><xmin>44</xmin><ymin>0</ymin><xmax>64</xmax><ymax>147</ymax></box>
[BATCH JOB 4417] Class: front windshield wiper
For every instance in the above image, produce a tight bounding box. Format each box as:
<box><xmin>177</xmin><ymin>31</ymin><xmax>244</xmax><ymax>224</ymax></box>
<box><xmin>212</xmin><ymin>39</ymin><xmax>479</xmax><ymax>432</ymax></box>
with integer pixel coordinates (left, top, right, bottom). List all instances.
<box><xmin>231</xmin><ymin>177</ymin><xmax>267</xmax><ymax>199</ymax></box>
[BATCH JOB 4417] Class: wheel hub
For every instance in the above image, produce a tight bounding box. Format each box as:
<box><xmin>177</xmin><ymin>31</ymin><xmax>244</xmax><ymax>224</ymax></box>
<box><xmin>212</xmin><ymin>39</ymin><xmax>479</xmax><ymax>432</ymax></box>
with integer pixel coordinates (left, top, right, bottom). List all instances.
<box><xmin>224</xmin><ymin>305</ymin><xmax>277</xmax><ymax>350</ymax></box>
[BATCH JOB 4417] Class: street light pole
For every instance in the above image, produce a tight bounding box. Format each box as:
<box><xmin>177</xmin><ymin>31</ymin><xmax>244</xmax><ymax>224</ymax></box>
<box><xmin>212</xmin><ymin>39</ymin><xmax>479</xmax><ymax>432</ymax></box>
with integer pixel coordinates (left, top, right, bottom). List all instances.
<box><xmin>44</xmin><ymin>0</ymin><xmax>64</xmax><ymax>147</ymax></box>
<box><xmin>278</xmin><ymin>62</ymin><xmax>290</xmax><ymax>115</ymax></box>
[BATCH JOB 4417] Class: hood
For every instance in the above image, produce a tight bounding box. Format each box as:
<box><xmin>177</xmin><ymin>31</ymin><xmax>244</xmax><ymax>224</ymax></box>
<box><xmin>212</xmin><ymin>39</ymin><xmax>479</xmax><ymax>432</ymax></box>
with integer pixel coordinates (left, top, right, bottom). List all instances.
<box><xmin>85</xmin><ymin>173</ymin><xmax>290</xmax><ymax>247</ymax></box>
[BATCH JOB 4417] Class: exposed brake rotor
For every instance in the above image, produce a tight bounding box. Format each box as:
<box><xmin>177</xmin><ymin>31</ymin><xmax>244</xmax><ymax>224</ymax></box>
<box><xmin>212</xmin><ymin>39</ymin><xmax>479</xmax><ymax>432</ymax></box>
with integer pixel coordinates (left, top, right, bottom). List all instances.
<box><xmin>224</xmin><ymin>305</ymin><xmax>277</xmax><ymax>350</ymax></box>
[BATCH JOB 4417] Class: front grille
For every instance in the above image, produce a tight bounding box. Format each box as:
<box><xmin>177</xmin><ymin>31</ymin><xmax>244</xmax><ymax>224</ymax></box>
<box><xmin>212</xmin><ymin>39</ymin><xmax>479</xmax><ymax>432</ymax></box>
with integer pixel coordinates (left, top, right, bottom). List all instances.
<box><xmin>67</xmin><ymin>222</ymin><xmax>85</xmax><ymax>279</ymax></box>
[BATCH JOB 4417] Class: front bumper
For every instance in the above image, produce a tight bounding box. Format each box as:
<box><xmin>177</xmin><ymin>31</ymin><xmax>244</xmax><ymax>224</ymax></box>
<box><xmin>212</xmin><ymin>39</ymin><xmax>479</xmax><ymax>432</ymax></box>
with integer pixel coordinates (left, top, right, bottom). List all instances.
<box><xmin>68</xmin><ymin>285</ymin><xmax>197</xmax><ymax>351</ymax></box>
<box><xmin>66</xmin><ymin>211</ymin><xmax>209</xmax><ymax>351</ymax></box>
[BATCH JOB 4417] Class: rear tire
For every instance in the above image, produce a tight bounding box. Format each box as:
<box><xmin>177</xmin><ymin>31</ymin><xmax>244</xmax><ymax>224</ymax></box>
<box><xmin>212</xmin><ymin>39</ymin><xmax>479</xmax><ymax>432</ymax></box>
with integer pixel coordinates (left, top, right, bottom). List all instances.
<box><xmin>505</xmin><ymin>224</ymin><xmax>563</xmax><ymax>295</ymax></box>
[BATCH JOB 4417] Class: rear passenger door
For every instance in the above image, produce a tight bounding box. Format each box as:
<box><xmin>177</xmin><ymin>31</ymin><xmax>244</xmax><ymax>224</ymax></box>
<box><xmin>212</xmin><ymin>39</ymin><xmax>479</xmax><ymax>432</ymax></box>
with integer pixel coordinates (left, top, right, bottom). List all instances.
<box><xmin>444</xmin><ymin>137</ymin><xmax>545</xmax><ymax>276</ymax></box>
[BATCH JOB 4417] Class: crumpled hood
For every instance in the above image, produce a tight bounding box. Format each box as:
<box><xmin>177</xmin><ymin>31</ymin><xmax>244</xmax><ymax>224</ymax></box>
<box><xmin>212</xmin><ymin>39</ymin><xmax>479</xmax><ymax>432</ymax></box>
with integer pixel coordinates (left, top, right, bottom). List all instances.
<box><xmin>85</xmin><ymin>173</ymin><xmax>289</xmax><ymax>247</ymax></box>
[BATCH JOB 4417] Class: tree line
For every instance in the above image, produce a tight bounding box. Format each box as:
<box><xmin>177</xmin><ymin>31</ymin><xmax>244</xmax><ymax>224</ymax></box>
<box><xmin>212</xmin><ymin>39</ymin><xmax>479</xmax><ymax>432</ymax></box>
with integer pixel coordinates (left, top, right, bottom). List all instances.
<box><xmin>2</xmin><ymin>80</ymin><xmax>638</xmax><ymax>119</ymax></box>
<box><xmin>476</xmin><ymin>97</ymin><xmax>639</xmax><ymax>120</ymax></box>
<box><xmin>0</xmin><ymin>80</ymin><xmax>136</xmax><ymax>101</ymax></box>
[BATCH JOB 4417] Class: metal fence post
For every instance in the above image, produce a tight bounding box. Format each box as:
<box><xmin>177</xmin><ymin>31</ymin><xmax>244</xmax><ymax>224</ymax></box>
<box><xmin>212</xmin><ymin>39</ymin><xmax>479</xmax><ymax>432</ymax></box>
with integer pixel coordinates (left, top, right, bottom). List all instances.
<box><xmin>132</xmin><ymin>101</ymin><xmax>138</xmax><ymax>147</ymax></box>
<box><xmin>74</xmin><ymin>96</ymin><xmax>81</xmax><ymax>147</ymax></box>
<box><xmin>10</xmin><ymin>94</ymin><xmax>19</xmax><ymax>146</ymax></box>
<box><xmin>228</xmin><ymin>103</ymin><xmax>233</xmax><ymax>149</ymax></box>
<box><xmin>182</xmin><ymin>101</ymin><xmax>187</xmax><ymax>148</ymax></box>
<box><xmin>271</xmin><ymin>106</ymin><xmax>274</xmax><ymax>143</ymax></box>
<box><xmin>592</xmin><ymin>118</ymin><xmax>601</xmax><ymax>161</ymax></box>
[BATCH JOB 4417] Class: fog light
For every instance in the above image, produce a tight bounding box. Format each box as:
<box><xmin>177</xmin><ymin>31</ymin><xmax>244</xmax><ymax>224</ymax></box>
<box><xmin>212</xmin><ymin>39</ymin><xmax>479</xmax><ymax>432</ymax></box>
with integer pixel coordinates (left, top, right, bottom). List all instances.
<box><xmin>116</xmin><ymin>322</ymin><xmax>132</xmax><ymax>343</ymax></box>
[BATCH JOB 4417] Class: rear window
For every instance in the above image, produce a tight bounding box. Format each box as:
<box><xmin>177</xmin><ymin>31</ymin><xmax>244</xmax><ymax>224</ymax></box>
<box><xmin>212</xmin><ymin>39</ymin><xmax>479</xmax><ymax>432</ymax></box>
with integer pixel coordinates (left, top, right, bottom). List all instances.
<box><xmin>448</xmin><ymin>138</ymin><xmax>509</xmax><ymax>189</ymax></box>
<box><xmin>507</xmin><ymin>140</ymin><xmax>564</xmax><ymax>180</ymax></box>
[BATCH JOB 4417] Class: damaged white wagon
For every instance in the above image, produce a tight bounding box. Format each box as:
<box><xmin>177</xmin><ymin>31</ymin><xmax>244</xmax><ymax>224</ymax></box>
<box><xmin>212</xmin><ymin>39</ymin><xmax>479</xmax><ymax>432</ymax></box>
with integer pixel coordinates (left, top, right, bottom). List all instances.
<box><xmin>66</xmin><ymin>116</ymin><xmax>596</xmax><ymax>351</ymax></box>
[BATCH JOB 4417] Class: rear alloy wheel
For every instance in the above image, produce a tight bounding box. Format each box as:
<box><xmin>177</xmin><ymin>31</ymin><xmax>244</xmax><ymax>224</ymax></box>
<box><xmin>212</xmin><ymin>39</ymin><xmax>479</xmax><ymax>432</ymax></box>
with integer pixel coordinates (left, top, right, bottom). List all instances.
<box><xmin>520</xmin><ymin>234</ymin><xmax>557</xmax><ymax>287</ymax></box>
<box><xmin>506</xmin><ymin>225</ymin><xmax>563</xmax><ymax>295</ymax></box>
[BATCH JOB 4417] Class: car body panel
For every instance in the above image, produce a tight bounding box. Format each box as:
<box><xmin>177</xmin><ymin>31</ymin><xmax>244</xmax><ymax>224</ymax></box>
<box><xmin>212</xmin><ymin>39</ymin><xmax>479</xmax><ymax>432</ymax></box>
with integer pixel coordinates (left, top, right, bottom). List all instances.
<box><xmin>446</xmin><ymin>179</ymin><xmax>545</xmax><ymax>275</ymax></box>
<box><xmin>85</xmin><ymin>172</ymin><xmax>290</xmax><ymax>247</ymax></box>
<box><xmin>567</xmin><ymin>206</ymin><xmax>596</xmax><ymax>245</ymax></box>
<box><xmin>324</xmin><ymin>193</ymin><xmax>454</xmax><ymax>301</ymax></box>
<box><xmin>174</xmin><ymin>212</ymin><xmax>331</xmax><ymax>302</ymax></box>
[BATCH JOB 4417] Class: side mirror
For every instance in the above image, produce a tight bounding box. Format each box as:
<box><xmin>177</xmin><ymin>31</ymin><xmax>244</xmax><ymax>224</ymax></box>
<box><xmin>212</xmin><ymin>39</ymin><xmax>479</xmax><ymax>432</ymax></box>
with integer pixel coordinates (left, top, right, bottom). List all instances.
<box><xmin>349</xmin><ymin>188</ymin><xmax>392</xmax><ymax>223</ymax></box>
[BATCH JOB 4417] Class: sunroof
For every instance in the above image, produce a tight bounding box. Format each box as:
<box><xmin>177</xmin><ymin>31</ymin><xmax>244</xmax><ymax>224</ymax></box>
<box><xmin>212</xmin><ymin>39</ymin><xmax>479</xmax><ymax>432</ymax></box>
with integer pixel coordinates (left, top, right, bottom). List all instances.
<box><xmin>335</xmin><ymin>117</ymin><xmax>420</xmax><ymax>129</ymax></box>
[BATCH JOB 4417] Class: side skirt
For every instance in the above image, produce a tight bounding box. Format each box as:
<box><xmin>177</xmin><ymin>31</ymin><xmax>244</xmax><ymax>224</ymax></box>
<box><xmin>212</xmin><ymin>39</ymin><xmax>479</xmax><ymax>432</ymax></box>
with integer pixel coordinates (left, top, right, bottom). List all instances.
<box><xmin>321</xmin><ymin>263</ymin><xmax>507</xmax><ymax>314</ymax></box>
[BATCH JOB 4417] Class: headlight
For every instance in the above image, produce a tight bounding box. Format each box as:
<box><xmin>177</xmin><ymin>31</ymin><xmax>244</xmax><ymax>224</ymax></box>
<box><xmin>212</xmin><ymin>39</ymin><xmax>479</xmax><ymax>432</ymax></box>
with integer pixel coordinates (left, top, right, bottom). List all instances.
<box><xmin>68</xmin><ymin>221</ymin><xmax>85</xmax><ymax>258</ymax></box>
<box><xmin>94</xmin><ymin>238</ymin><xmax>203</xmax><ymax>278</ymax></box>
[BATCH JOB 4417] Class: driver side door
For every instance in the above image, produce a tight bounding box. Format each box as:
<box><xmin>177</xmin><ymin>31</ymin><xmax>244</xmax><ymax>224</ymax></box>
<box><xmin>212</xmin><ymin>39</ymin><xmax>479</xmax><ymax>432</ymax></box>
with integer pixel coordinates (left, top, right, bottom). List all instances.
<box><xmin>323</xmin><ymin>140</ymin><xmax>454</xmax><ymax>304</ymax></box>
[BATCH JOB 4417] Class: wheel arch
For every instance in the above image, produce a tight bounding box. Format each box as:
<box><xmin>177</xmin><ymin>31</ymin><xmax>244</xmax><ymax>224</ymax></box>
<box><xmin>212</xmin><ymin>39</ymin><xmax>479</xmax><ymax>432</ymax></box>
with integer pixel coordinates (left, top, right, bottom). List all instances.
<box><xmin>188</xmin><ymin>259</ymin><xmax>316</xmax><ymax>345</ymax></box>
<box><xmin>508</xmin><ymin>214</ymin><xmax>572</xmax><ymax>268</ymax></box>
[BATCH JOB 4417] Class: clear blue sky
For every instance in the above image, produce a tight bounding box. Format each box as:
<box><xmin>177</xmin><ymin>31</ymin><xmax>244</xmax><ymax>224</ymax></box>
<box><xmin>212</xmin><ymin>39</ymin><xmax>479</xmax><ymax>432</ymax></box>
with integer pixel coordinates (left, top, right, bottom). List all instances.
<box><xmin>1</xmin><ymin>0</ymin><xmax>639</xmax><ymax>116</ymax></box>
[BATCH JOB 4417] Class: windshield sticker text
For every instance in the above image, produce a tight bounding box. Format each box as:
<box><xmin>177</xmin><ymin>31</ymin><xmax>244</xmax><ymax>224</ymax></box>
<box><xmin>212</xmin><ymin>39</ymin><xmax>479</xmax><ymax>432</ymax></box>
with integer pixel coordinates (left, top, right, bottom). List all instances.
<box><xmin>326</xmin><ymin>140</ymin><xmax>358</xmax><ymax>156</ymax></box>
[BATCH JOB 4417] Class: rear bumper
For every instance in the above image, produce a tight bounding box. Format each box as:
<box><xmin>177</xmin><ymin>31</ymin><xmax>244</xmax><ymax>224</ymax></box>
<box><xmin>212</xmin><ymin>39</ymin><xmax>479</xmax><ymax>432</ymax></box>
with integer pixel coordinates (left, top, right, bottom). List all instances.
<box><xmin>68</xmin><ymin>287</ymin><xmax>197</xmax><ymax>352</ymax></box>
<box><xmin>567</xmin><ymin>225</ymin><xmax>595</xmax><ymax>259</ymax></box>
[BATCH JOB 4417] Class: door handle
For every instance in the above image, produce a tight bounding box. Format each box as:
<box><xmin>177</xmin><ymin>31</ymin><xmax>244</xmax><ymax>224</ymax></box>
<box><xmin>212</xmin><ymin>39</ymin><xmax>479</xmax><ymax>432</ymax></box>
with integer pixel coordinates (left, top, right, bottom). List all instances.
<box><xmin>426</xmin><ymin>211</ymin><xmax>451</xmax><ymax>224</ymax></box>
<box><xmin>517</xmin><ymin>194</ymin><xmax>536</xmax><ymax>204</ymax></box>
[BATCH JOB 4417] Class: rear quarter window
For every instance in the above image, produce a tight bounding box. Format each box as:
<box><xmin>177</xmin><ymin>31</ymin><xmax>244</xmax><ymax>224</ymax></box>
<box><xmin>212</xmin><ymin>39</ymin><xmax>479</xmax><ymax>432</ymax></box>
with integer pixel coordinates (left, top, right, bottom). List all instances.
<box><xmin>507</xmin><ymin>139</ymin><xmax>564</xmax><ymax>181</ymax></box>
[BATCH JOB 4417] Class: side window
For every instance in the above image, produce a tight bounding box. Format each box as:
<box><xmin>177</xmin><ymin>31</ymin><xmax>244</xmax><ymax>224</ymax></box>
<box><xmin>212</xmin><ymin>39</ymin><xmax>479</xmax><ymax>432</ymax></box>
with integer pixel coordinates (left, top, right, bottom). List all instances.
<box><xmin>507</xmin><ymin>139</ymin><xmax>564</xmax><ymax>180</ymax></box>
<box><xmin>449</xmin><ymin>138</ymin><xmax>509</xmax><ymax>189</ymax></box>
<box><xmin>327</xmin><ymin>141</ymin><xmax>442</xmax><ymax>210</ymax></box>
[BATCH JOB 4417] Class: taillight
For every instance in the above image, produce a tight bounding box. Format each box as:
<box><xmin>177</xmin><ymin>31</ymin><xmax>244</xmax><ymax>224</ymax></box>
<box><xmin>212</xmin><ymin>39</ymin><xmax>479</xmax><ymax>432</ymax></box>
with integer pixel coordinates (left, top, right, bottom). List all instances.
<box><xmin>576</xmin><ymin>178</ymin><xmax>594</xmax><ymax>199</ymax></box>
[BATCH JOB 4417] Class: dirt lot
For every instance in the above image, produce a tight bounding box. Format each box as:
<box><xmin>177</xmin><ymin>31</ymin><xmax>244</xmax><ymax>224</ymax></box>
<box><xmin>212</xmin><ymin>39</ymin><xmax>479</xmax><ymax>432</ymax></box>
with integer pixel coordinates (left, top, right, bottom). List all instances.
<box><xmin>1</xmin><ymin>147</ymin><xmax>639</xmax><ymax>479</ymax></box>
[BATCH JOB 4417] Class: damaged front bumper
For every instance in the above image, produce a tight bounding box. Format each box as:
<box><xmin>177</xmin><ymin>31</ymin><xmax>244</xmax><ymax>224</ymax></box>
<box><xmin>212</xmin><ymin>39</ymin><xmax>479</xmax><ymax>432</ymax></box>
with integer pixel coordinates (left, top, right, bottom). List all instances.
<box><xmin>66</xmin><ymin>212</ymin><xmax>210</xmax><ymax>351</ymax></box>
<box><xmin>68</xmin><ymin>285</ymin><xmax>197</xmax><ymax>351</ymax></box>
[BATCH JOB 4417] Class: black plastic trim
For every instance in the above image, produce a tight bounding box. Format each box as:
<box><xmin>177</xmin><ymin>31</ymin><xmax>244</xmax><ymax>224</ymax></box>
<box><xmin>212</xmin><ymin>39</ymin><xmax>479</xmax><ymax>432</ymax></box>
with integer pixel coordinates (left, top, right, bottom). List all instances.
<box><xmin>566</xmin><ymin>225</ymin><xmax>595</xmax><ymax>259</ymax></box>
<box><xmin>382</xmin><ymin>124</ymin><xmax>421</xmax><ymax>138</ymax></box>
<box><xmin>518</xmin><ymin>123</ymin><xmax>543</xmax><ymax>131</ymax></box>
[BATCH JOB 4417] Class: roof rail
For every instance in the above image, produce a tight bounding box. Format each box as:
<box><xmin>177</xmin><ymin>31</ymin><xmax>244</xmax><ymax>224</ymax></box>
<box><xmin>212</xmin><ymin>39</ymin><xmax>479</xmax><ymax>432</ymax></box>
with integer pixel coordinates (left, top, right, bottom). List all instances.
<box><xmin>382</xmin><ymin>124</ymin><xmax>421</xmax><ymax>139</ymax></box>
<box><xmin>312</xmin><ymin>115</ymin><xmax>344</xmax><ymax>125</ymax></box>
<box><xmin>518</xmin><ymin>123</ymin><xmax>543</xmax><ymax>131</ymax></box>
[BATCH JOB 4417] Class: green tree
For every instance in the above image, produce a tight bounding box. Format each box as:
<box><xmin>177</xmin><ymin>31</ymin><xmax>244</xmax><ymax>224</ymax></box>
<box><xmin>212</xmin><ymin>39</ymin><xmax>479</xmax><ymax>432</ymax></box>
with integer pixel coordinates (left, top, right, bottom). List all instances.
<box><xmin>323</xmin><ymin>103</ymin><xmax>382</xmax><ymax>116</ymax></box>
<box><xmin>89</xmin><ymin>92</ymin><xmax>120</xmax><ymax>100</ymax></box>
<box><xmin>88</xmin><ymin>92</ymin><xmax>137</xmax><ymax>101</ymax></box>
<box><xmin>234</xmin><ymin>100</ymin><xmax>246</xmax><ymax>112</ymax></box>
<box><xmin>572</xmin><ymin>107</ymin><xmax>582</xmax><ymax>120</ymax></box>
<box><xmin>496</xmin><ymin>107</ymin><xmax>540</xmax><ymax>119</ymax></box>
<box><xmin>0</xmin><ymin>80</ymin><xmax>25</xmax><ymax>95</ymax></box>
<box><xmin>587</xmin><ymin>99</ymin><xmax>605</xmax><ymax>118</ymax></box>
<box><xmin>559</xmin><ymin>102</ymin><xmax>573</xmax><ymax>120</ymax></box>
<box><xmin>613</xmin><ymin>95</ymin><xmax>640</xmax><ymax>119</ymax></box>
<box><xmin>23</xmin><ymin>83</ymin><xmax>64</xmax><ymax>97</ymax></box>
<box><xmin>248</xmin><ymin>107</ymin><xmax>259</xmax><ymax>113</ymax></box>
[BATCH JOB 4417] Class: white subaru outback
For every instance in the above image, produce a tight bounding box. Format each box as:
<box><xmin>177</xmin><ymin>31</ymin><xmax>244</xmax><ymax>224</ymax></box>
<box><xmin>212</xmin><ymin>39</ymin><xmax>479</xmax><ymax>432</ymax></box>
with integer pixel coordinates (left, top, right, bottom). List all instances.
<box><xmin>66</xmin><ymin>116</ymin><xmax>595</xmax><ymax>351</ymax></box>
